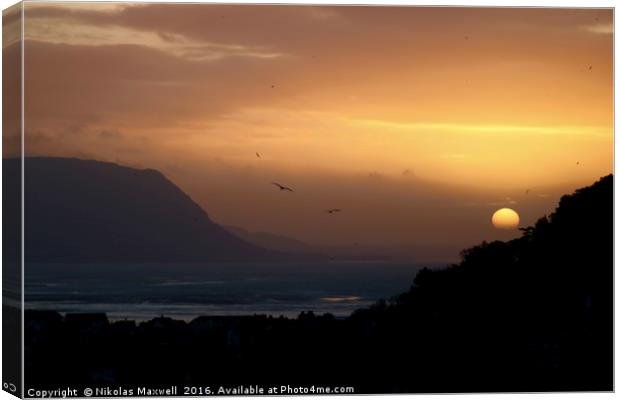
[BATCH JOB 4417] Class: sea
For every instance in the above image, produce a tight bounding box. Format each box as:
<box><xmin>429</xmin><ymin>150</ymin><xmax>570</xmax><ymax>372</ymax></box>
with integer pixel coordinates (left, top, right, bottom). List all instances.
<box><xmin>24</xmin><ymin>262</ymin><xmax>442</xmax><ymax>321</ymax></box>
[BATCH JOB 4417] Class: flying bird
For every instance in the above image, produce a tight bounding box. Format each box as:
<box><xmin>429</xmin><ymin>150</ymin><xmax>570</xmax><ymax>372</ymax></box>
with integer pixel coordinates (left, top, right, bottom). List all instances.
<box><xmin>325</xmin><ymin>209</ymin><xmax>342</xmax><ymax>214</ymax></box>
<box><xmin>576</xmin><ymin>161</ymin><xmax>580</xmax><ymax>165</ymax></box>
<box><xmin>272</xmin><ymin>182</ymin><xmax>294</xmax><ymax>192</ymax></box>
<box><xmin>256</xmin><ymin>152</ymin><xmax>261</xmax><ymax>158</ymax></box>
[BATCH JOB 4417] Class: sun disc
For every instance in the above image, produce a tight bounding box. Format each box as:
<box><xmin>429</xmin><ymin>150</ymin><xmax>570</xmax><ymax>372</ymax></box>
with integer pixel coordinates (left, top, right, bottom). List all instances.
<box><xmin>492</xmin><ymin>208</ymin><xmax>520</xmax><ymax>229</ymax></box>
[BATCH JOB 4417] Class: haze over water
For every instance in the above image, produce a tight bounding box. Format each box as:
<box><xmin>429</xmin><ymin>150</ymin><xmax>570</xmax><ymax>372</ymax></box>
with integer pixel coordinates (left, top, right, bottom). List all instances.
<box><xmin>25</xmin><ymin>262</ymin><xmax>429</xmax><ymax>320</ymax></box>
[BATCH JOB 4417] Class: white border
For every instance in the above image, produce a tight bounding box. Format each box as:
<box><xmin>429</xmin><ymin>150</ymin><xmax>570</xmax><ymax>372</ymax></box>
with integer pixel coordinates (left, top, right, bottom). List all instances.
<box><xmin>0</xmin><ymin>1</ymin><xmax>616</xmax><ymax>400</ymax></box>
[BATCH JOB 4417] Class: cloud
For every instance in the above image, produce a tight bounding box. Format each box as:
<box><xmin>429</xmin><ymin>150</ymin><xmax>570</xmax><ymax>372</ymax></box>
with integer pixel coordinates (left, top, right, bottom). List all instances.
<box><xmin>25</xmin><ymin>16</ymin><xmax>285</xmax><ymax>62</ymax></box>
<box><xmin>27</xmin><ymin>2</ymin><xmax>137</xmax><ymax>14</ymax></box>
<box><xmin>23</xmin><ymin>3</ymin><xmax>347</xmax><ymax>57</ymax></box>
<box><xmin>2</xmin><ymin>4</ymin><xmax>22</xmax><ymax>48</ymax></box>
<box><xmin>583</xmin><ymin>23</ymin><xmax>613</xmax><ymax>34</ymax></box>
<box><xmin>98</xmin><ymin>129</ymin><xmax>124</xmax><ymax>140</ymax></box>
<box><xmin>486</xmin><ymin>197</ymin><xmax>518</xmax><ymax>206</ymax></box>
<box><xmin>352</xmin><ymin>119</ymin><xmax>611</xmax><ymax>138</ymax></box>
<box><xmin>22</xmin><ymin>4</ymin><xmax>613</xmax><ymax>134</ymax></box>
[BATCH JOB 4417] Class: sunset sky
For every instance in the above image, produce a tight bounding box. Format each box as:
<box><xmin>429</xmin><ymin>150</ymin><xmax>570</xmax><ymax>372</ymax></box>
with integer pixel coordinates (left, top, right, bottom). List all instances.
<box><xmin>5</xmin><ymin>3</ymin><xmax>613</xmax><ymax>261</ymax></box>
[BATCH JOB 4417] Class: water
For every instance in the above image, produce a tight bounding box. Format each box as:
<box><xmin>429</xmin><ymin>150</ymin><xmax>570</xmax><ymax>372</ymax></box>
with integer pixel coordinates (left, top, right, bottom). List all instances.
<box><xmin>25</xmin><ymin>262</ymin><xmax>435</xmax><ymax>321</ymax></box>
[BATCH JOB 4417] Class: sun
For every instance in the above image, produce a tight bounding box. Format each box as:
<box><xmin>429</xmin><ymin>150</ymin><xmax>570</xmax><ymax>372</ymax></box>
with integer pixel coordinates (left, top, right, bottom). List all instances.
<box><xmin>492</xmin><ymin>208</ymin><xmax>520</xmax><ymax>230</ymax></box>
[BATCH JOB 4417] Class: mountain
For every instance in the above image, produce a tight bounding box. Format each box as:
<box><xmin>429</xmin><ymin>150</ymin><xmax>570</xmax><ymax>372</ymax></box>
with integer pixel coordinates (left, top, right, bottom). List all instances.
<box><xmin>223</xmin><ymin>226</ymin><xmax>452</xmax><ymax>263</ymax></box>
<box><xmin>224</xmin><ymin>225</ymin><xmax>398</xmax><ymax>261</ymax></box>
<box><xmin>16</xmin><ymin>157</ymin><xmax>273</xmax><ymax>262</ymax></box>
<box><xmin>223</xmin><ymin>225</ymin><xmax>315</xmax><ymax>254</ymax></box>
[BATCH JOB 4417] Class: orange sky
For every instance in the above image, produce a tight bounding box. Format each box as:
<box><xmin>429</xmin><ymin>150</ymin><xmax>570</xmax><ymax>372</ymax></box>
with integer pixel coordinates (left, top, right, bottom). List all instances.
<box><xmin>4</xmin><ymin>4</ymin><xmax>614</xmax><ymax>261</ymax></box>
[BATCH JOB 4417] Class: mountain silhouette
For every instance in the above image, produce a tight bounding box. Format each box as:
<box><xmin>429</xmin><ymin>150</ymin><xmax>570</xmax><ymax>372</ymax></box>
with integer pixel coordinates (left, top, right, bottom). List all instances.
<box><xmin>224</xmin><ymin>225</ymin><xmax>315</xmax><ymax>254</ymax></box>
<box><xmin>16</xmin><ymin>157</ymin><xmax>272</xmax><ymax>262</ymax></box>
<box><xmin>224</xmin><ymin>225</ymin><xmax>396</xmax><ymax>261</ymax></box>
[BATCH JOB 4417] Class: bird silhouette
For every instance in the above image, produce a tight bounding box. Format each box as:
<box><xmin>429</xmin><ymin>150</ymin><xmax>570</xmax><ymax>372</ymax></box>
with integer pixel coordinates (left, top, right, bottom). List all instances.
<box><xmin>577</xmin><ymin>161</ymin><xmax>580</xmax><ymax>165</ymax></box>
<box><xmin>325</xmin><ymin>209</ymin><xmax>342</xmax><ymax>214</ymax></box>
<box><xmin>256</xmin><ymin>152</ymin><xmax>261</xmax><ymax>158</ymax></box>
<box><xmin>272</xmin><ymin>182</ymin><xmax>294</xmax><ymax>192</ymax></box>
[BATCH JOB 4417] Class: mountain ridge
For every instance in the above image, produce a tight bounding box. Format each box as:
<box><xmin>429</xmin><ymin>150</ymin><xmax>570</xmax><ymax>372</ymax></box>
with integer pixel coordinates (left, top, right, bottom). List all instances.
<box><xmin>15</xmin><ymin>157</ymin><xmax>274</xmax><ymax>262</ymax></box>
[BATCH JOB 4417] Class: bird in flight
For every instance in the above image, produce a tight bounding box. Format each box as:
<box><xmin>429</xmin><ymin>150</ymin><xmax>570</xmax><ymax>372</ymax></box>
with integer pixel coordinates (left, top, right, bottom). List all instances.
<box><xmin>256</xmin><ymin>152</ymin><xmax>261</xmax><ymax>158</ymax></box>
<box><xmin>325</xmin><ymin>209</ymin><xmax>342</xmax><ymax>214</ymax></box>
<box><xmin>272</xmin><ymin>182</ymin><xmax>294</xmax><ymax>192</ymax></box>
<box><xmin>576</xmin><ymin>161</ymin><xmax>580</xmax><ymax>165</ymax></box>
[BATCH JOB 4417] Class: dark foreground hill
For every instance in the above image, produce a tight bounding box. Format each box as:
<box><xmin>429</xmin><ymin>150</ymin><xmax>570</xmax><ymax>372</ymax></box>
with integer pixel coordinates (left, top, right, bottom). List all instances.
<box><xmin>10</xmin><ymin>157</ymin><xmax>272</xmax><ymax>262</ymax></box>
<box><xmin>24</xmin><ymin>175</ymin><xmax>613</xmax><ymax>393</ymax></box>
<box><xmin>347</xmin><ymin>173</ymin><xmax>613</xmax><ymax>391</ymax></box>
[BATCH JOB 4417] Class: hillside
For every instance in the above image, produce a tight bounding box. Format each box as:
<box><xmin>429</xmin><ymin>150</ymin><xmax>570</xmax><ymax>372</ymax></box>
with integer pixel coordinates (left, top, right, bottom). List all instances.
<box><xmin>224</xmin><ymin>225</ymin><xmax>315</xmax><ymax>254</ymax></box>
<box><xmin>17</xmin><ymin>157</ymin><xmax>272</xmax><ymax>262</ymax></box>
<box><xmin>350</xmin><ymin>174</ymin><xmax>613</xmax><ymax>391</ymax></box>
